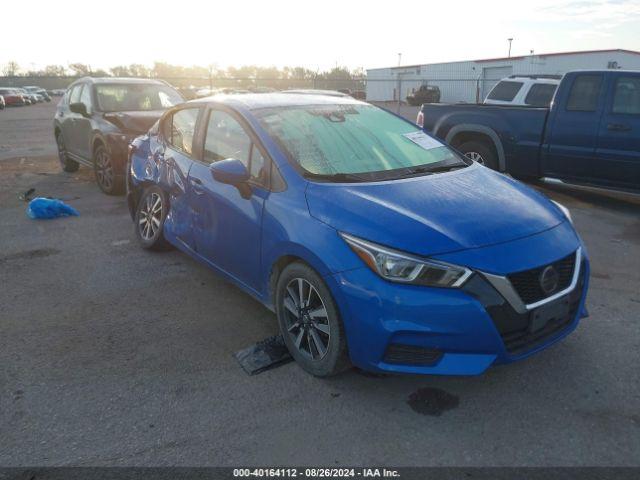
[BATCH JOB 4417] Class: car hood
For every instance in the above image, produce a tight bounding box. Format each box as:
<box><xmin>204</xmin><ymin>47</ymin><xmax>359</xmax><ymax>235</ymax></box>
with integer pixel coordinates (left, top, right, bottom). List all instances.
<box><xmin>305</xmin><ymin>164</ymin><xmax>565</xmax><ymax>257</ymax></box>
<box><xmin>103</xmin><ymin>110</ymin><xmax>164</xmax><ymax>134</ymax></box>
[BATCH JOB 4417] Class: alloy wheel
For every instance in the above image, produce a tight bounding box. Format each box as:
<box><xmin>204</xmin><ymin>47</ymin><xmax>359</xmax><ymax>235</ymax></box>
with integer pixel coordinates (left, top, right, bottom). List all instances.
<box><xmin>282</xmin><ymin>278</ymin><xmax>331</xmax><ymax>361</ymax></box>
<box><xmin>95</xmin><ymin>148</ymin><xmax>114</xmax><ymax>190</ymax></box>
<box><xmin>138</xmin><ymin>192</ymin><xmax>162</xmax><ymax>241</ymax></box>
<box><xmin>465</xmin><ymin>151</ymin><xmax>485</xmax><ymax>164</ymax></box>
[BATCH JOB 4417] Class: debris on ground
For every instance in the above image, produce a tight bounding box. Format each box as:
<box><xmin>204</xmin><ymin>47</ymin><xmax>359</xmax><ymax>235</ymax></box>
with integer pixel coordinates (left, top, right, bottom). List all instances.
<box><xmin>234</xmin><ymin>334</ymin><xmax>293</xmax><ymax>375</ymax></box>
<box><xmin>18</xmin><ymin>188</ymin><xmax>36</xmax><ymax>202</ymax></box>
<box><xmin>407</xmin><ymin>387</ymin><xmax>460</xmax><ymax>416</ymax></box>
<box><xmin>27</xmin><ymin>197</ymin><xmax>79</xmax><ymax>220</ymax></box>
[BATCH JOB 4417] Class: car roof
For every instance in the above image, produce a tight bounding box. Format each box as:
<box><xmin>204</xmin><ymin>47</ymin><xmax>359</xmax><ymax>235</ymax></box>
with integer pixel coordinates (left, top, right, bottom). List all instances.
<box><xmin>76</xmin><ymin>77</ymin><xmax>168</xmax><ymax>85</ymax></box>
<box><xmin>188</xmin><ymin>93</ymin><xmax>365</xmax><ymax>110</ymax></box>
<box><xmin>283</xmin><ymin>89</ymin><xmax>349</xmax><ymax>97</ymax></box>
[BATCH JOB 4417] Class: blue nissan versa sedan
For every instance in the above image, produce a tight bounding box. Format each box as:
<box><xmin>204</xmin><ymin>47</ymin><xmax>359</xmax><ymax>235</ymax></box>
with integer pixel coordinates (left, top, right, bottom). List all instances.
<box><xmin>126</xmin><ymin>93</ymin><xmax>590</xmax><ymax>377</ymax></box>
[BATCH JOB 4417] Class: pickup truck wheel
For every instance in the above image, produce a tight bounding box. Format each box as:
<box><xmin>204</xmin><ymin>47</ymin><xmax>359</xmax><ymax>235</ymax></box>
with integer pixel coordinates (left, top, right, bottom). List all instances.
<box><xmin>458</xmin><ymin>141</ymin><xmax>498</xmax><ymax>170</ymax></box>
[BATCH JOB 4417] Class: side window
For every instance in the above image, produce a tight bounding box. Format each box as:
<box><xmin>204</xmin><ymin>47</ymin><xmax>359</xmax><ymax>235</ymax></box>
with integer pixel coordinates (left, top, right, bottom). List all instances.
<box><xmin>612</xmin><ymin>77</ymin><xmax>640</xmax><ymax>115</ymax></box>
<box><xmin>79</xmin><ymin>84</ymin><xmax>92</xmax><ymax>113</ymax></box>
<box><xmin>566</xmin><ymin>75</ymin><xmax>602</xmax><ymax>112</ymax></box>
<box><xmin>69</xmin><ymin>85</ymin><xmax>82</xmax><ymax>104</ymax></box>
<box><xmin>524</xmin><ymin>83</ymin><xmax>558</xmax><ymax>107</ymax></box>
<box><xmin>204</xmin><ymin>110</ymin><xmax>266</xmax><ymax>184</ymax></box>
<box><xmin>487</xmin><ymin>81</ymin><xmax>523</xmax><ymax>102</ymax></box>
<box><xmin>167</xmin><ymin>108</ymin><xmax>199</xmax><ymax>155</ymax></box>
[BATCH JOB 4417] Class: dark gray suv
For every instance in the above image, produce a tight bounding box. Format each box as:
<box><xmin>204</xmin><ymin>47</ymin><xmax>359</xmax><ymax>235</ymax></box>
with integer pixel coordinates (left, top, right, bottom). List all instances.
<box><xmin>53</xmin><ymin>77</ymin><xmax>183</xmax><ymax>194</ymax></box>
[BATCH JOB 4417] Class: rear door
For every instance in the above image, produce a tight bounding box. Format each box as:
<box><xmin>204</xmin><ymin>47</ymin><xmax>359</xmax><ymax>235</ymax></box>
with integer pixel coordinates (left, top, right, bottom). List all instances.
<box><xmin>157</xmin><ymin>106</ymin><xmax>201</xmax><ymax>249</ymax></box>
<box><xmin>187</xmin><ymin>107</ymin><xmax>269</xmax><ymax>291</ymax></box>
<box><xmin>542</xmin><ymin>73</ymin><xmax>605</xmax><ymax>180</ymax></box>
<box><xmin>75</xmin><ymin>84</ymin><xmax>94</xmax><ymax>160</ymax></box>
<box><xmin>593</xmin><ymin>73</ymin><xmax>640</xmax><ymax>188</ymax></box>
<box><xmin>61</xmin><ymin>84</ymin><xmax>84</xmax><ymax>157</ymax></box>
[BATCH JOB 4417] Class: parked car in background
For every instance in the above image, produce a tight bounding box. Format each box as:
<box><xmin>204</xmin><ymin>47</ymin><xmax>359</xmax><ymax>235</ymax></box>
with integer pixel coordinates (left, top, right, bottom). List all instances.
<box><xmin>407</xmin><ymin>84</ymin><xmax>441</xmax><ymax>106</ymax></box>
<box><xmin>24</xmin><ymin>86</ymin><xmax>52</xmax><ymax>102</ymax></box>
<box><xmin>484</xmin><ymin>75</ymin><xmax>561</xmax><ymax>107</ymax></box>
<box><xmin>0</xmin><ymin>88</ymin><xmax>27</xmax><ymax>106</ymax></box>
<box><xmin>50</xmin><ymin>89</ymin><xmax>66</xmax><ymax>96</ymax></box>
<box><xmin>351</xmin><ymin>90</ymin><xmax>366</xmax><ymax>100</ymax></box>
<box><xmin>16</xmin><ymin>88</ymin><xmax>37</xmax><ymax>105</ymax></box>
<box><xmin>127</xmin><ymin>93</ymin><xmax>588</xmax><ymax>377</ymax></box>
<box><xmin>418</xmin><ymin>70</ymin><xmax>640</xmax><ymax>192</ymax></box>
<box><xmin>0</xmin><ymin>95</ymin><xmax>5</xmax><ymax>110</ymax></box>
<box><xmin>53</xmin><ymin>77</ymin><xmax>184</xmax><ymax>194</ymax></box>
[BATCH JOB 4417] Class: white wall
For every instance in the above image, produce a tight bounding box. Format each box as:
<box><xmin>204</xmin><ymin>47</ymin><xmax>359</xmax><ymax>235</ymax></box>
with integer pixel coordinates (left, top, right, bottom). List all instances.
<box><xmin>366</xmin><ymin>51</ymin><xmax>640</xmax><ymax>103</ymax></box>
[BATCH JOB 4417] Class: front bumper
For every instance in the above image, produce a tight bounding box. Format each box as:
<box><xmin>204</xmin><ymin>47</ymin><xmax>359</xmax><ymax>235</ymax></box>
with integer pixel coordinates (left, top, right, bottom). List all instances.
<box><xmin>328</xmin><ymin>234</ymin><xmax>590</xmax><ymax>376</ymax></box>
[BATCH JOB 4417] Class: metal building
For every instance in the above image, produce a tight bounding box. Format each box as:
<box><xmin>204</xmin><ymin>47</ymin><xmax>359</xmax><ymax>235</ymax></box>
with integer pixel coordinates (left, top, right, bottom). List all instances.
<box><xmin>366</xmin><ymin>49</ymin><xmax>640</xmax><ymax>103</ymax></box>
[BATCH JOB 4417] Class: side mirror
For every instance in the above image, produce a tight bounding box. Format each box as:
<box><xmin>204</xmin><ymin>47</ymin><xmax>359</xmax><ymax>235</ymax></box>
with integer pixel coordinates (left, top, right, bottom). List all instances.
<box><xmin>209</xmin><ymin>158</ymin><xmax>250</xmax><ymax>185</ymax></box>
<box><xmin>69</xmin><ymin>102</ymin><xmax>88</xmax><ymax>117</ymax></box>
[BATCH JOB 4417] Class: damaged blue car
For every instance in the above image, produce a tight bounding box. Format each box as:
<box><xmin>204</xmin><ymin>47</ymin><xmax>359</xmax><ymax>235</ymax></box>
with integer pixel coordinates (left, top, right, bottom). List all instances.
<box><xmin>127</xmin><ymin>93</ymin><xmax>589</xmax><ymax>377</ymax></box>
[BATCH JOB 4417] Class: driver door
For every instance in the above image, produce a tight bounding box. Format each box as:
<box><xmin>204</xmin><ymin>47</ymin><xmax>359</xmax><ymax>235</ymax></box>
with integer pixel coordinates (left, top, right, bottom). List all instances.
<box><xmin>187</xmin><ymin>107</ymin><xmax>269</xmax><ymax>291</ymax></box>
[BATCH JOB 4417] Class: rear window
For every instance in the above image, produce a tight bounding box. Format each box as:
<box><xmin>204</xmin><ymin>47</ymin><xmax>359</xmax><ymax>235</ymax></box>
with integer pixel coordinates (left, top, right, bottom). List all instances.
<box><xmin>566</xmin><ymin>75</ymin><xmax>602</xmax><ymax>112</ymax></box>
<box><xmin>95</xmin><ymin>83</ymin><xmax>183</xmax><ymax>112</ymax></box>
<box><xmin>612</xmin><ymin>76</ymin><xmax>640</xmax><ymax>115</ymax></box>
<box><xmin>524</xmin><ymin>83</ymin><xmax>557</xmax><ymax>107</ymax></box>
<box><xmin>487</xmin><ymin>81</ymin><xmax>523</xmax><ymax>102</ymax></box>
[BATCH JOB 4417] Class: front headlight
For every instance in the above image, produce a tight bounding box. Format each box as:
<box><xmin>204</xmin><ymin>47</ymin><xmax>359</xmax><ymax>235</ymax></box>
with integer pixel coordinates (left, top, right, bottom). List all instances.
<box><xmin>551</xmin><ymin>200</ymin><xmax>573</xmax><ymax>224</ymax></box>
<box><xmin>340</xmin><ymin>233</ymin><xmax>472</xmax><ymax>288</ymax></box>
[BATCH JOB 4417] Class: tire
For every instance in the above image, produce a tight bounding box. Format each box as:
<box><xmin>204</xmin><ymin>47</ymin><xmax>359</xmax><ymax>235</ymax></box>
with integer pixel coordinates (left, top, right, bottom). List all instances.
<box><xmin>134</xmin><ymin>185</ymin><xmax>172</xmax><ymax>251</ymax></box>
<box><xmin>93</xmin><ymin>144</ymin><xmax>124</xmax><ymax>195</ymax></box>
<box><xmin>458</xmin><ymin>141</ymin><xmax>498</xmax><ymax>170</ymax></box>
<box><xmin>275</xmin><ymin>262</ymin><xmax>350</xmax><ymax>377</ymax></box>
<box><xmin>55</xmin><ymin>132</ymin><xmax>79</xmax><ymax>173</ymax></box>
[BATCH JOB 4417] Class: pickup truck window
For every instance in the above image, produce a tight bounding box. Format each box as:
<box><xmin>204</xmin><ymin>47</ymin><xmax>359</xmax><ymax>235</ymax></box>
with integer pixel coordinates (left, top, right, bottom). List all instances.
<box><xmin>612</xmin><ymin>77</ymin><xmax>640</xmax><ymax>115</ymax></box>
<box><xmin>487</xmin><ymin>81</ymin><xmax>523</xmax><ymax>102</ymax></box>
<box><xmin>566</xmin><ymin>75</ymin><xmax>602</xmax><ymax>112</ymax></box>
<box><xmin>525</xmin><ymin>83</ymin><xmax>557</xmax><ymax>107</ymax></box>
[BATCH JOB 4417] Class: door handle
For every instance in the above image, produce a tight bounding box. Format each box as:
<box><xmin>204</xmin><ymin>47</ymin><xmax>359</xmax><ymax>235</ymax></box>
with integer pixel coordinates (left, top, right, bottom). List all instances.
<box><xmin>190</xmin><ymin>177</ymin><xmax>205</xmax><ymax>194</ymax></box>
<box><xmin>607</xmin><ymin>123</ymin><xmax>631</xmax><ymax>132</ymax></box>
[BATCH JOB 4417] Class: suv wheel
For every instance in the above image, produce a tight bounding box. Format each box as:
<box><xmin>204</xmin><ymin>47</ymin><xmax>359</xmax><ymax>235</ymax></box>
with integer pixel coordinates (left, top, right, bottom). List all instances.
<box><xmin>56</xmin><ymin>133</ymin><xmax>79</xmax><ymax>173</ymax></box>
<box><xmin>94</xmin><ymin>144</ymin><xmax>124</xmax><ymax>195</ymax></box>
<box><xmin>275</xmin><ymin>262</ymin><xmax>350</xmax><ymax>377</ymax></box>
<box><xmin>134</xmin><ymin>185</ymin><xmax>172</xmax><ymax>251</ymax></box>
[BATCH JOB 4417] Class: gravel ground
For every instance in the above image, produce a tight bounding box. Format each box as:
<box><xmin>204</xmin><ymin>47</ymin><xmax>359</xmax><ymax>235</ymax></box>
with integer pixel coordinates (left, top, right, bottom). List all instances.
<box><xmin>0</xmin><ymin>102</ymin><xmax>639</xmax><ymax>467</ymax></box>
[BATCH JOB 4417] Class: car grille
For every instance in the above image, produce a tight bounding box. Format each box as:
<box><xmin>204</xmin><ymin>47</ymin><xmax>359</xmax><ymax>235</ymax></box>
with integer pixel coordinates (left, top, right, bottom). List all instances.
<box><xmin>501</xmin><ymin>263</ymin><xmax>585</xmax><ymax>355</ymax></box>
<box><xmin>507</xmin><ymin>253</ymin><xmax>576</xmax><ymax>305</ymax></box>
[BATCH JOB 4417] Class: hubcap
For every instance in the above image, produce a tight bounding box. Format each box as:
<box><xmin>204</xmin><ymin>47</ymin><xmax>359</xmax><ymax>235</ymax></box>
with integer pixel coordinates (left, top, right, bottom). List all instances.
<box><xmin>95</xmin><ymin>149</ymin><xmax>114</xmax><ymax>190</ymax></box>
<box><xmin>138</xmin><ymin>192</ymin><xmax>162</xmax><ymax>241</ymax></box>
<box><xmin>283</xmin><ymin>278</ymin><xmax>330</xmax><ymax>361</ymax></box>
<box><xmin>465</xmin><ymin>151</ymin><xmax>484</xmax><ymax>164</ymax></box>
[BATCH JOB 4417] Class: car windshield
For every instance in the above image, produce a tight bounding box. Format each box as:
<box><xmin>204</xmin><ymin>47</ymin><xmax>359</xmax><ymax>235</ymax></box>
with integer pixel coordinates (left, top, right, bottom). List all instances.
<box><xmin>95</xmin><ymin>84</ymin><xmax>183</xmax><ymax>112</ymax></box>
<box><xmin>255</xmin><ymin>104</ymin><xmax>467</xmax><ymax>182</ymax></box>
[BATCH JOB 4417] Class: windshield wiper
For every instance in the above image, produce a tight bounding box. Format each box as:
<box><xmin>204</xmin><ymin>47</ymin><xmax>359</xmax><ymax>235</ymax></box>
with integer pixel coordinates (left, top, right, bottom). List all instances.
<box><xmin>303</xmin><ymin>172</ymin><xmax>370</xmax><ymax>183</ymax></box>
<box><xmin>392</xmin><ymin>163</ymin><xmax>467</xmax><ymax>179</ymax></box>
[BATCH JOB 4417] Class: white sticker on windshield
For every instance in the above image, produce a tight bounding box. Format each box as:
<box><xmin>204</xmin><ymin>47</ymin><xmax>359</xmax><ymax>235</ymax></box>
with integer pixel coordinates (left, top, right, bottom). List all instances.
<box><xmin>402</xmin><ymin>131</ymin><xmax>444</xmax><ymax>151</ymax></box>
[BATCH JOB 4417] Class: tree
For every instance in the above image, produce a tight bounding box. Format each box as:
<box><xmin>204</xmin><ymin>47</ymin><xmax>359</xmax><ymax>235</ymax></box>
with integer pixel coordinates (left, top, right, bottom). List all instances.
<box><xmin>128</xmin><ymin>64</ymin><xmax>150</xmax><ymax>77</ymax></box>
<box><xmin>69</xmin><ymin>63</ymin><xmax>92</xmax><ymax>76</ymax></box>
<box><xmin>110</xmin><ymin>65</ymin><xmax>131</xmax><ymax>77</ymax></box>
<box><xmin>2</xmin><ymin>61</ymin><xmax>20</xmax><ymax>76</ymax></box>
<box><xmin>44</xmin><ymin>65</ymin><xmax>67</xmax><ymax>76</ymax></box>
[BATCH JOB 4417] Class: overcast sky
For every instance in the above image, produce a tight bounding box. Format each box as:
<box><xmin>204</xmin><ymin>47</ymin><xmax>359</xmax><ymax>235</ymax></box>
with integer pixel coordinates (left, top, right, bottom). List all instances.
<box><xmin>1</xmin><ymin>0</ymin><xmax>639</xmax><ymax>72</ymax></box>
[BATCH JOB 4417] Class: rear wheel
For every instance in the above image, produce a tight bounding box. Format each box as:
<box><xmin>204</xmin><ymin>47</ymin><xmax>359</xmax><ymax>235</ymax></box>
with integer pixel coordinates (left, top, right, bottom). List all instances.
<box><xmin>134</xmin><ymin>186</ymin><xmax>172</xmax><ymax>251</ymax></box>
<box><xmin>276</xmin><ymin>262</ymin><xmax>350</xmax><ymax>377</ymax></box>
<box><xmin>94</xmin><ymin>144</ymin><xmax>124</xmax><ymax>195</ymax></box>
<box><xmin>55</xmin><ymin>132</ymin><xmax>79</xmax><ymax>173</ymax></box>
<box><xmin>458</xmin><ymin>141</ymin><xmax>498</xmax><ymax>170</ymax></box>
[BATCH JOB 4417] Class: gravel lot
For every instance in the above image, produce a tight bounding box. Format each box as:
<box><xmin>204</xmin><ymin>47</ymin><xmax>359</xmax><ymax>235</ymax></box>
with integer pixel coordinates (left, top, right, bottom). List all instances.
<box><xmin>0</xmin><ymin>102</ymin><xmax>639</xmax><ymax>467</ymax></box>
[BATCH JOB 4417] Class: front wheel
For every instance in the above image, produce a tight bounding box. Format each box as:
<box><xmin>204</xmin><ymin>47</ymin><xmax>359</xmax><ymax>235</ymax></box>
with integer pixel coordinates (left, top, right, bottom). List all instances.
<box><xmin>276</xmin><ymin>263</ymin><xmax>350</xmax><ymax>377</ymax></box>
<box><xmin>94</xmin><ymin>144</ymin><xmax>124</xmax><ymax>195</ymax></box>
<box><xmin>134</xmin><ymin>186</ymin><xmax>172</xmax><ymax>251</ymax></box>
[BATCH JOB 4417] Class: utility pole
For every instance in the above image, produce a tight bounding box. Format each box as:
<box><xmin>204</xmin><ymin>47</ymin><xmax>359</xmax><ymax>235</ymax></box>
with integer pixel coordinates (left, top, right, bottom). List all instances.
<box><xmin>508</xmin><ymin>38</ymin><xmax>514</xmax><ymax>58</ymax></box>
